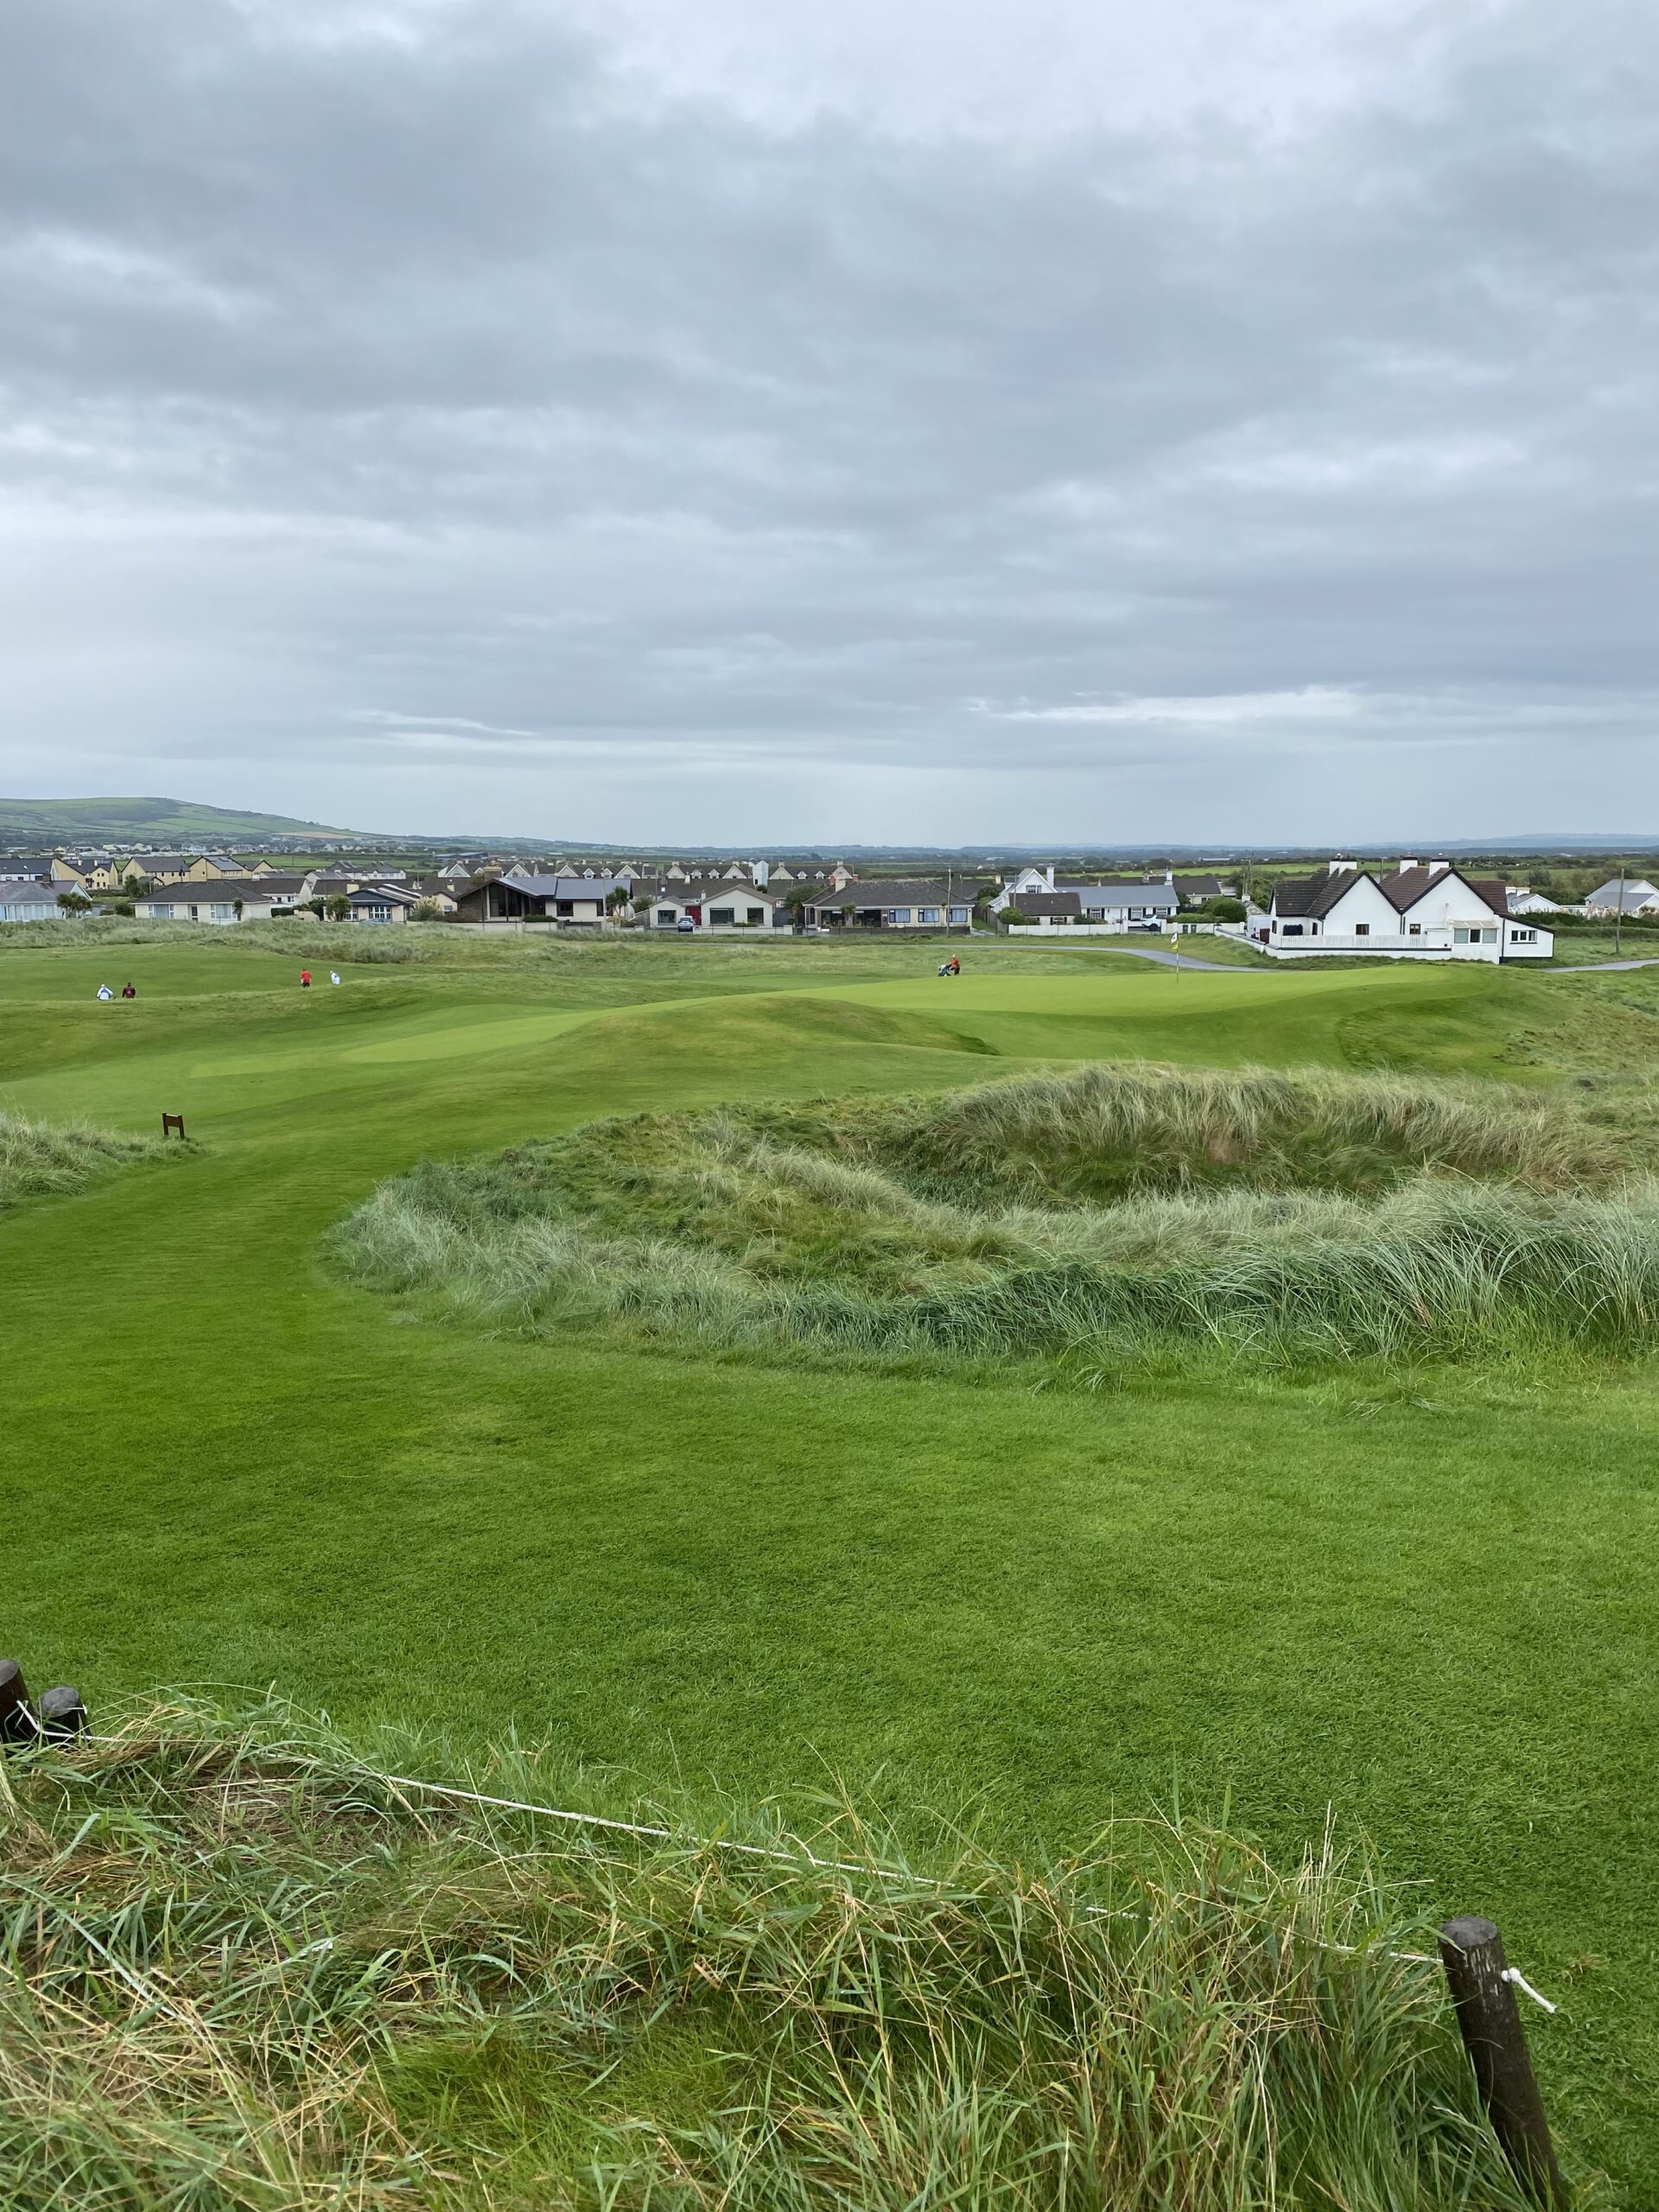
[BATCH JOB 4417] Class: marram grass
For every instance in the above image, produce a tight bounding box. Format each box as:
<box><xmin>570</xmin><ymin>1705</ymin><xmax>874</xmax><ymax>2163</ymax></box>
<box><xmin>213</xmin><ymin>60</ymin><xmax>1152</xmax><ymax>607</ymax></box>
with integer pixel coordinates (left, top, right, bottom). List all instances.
<box><xmin>0</xmin><ymin>1694</ymin><xmax>1540</xmax><ymax>2210</ymax></box>
<box><xmin>327</xmin><ymin>1064</ymin><xmax>1659</xmax><ymax>1377</ymax></box>
<box><xmin>0</xmin><ymin>1109</ymin><xmax>181</xmax><ymax>1212</ymax></box>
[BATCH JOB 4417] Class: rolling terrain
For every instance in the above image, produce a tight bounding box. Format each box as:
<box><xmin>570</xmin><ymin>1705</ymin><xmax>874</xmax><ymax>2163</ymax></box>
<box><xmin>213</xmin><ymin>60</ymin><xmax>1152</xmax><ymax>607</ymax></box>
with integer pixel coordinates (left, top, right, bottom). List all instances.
<box><xmin>4</xmin><ymin>927</ymin><xmax>1659</xmax><ymax>2195</ymax></box>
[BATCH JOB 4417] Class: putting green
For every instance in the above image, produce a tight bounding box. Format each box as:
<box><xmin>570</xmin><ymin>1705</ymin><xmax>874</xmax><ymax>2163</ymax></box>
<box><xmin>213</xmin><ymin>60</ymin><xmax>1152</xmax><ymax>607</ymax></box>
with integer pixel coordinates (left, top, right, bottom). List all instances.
<box><xmin>197</xmin><ymin>1003</ymin><xmax>606</xmax><ymax>1074</ymax></box>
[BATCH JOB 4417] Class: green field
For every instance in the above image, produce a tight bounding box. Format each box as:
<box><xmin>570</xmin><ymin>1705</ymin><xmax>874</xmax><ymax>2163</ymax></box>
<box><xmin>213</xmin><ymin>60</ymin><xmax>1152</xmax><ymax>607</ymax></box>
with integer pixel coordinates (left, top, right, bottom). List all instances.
<box><xmin>5</xmin><ymin>927</ymin><xmax>1659</xmax><ymax>2197</ymax></box>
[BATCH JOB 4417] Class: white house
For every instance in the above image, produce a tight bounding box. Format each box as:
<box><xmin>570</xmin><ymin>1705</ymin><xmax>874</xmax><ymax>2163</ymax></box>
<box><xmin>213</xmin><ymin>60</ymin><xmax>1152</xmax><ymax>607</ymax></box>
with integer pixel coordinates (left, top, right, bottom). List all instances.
<box><xmin>346</xmin><ymin>883</ymin><xmax>422</xmax><ymax>925</ymax></box>
<box><xmin>1583</xmin><ymin>877</ymin><xmax>1659</xmax><ymax>918</ymax></box>
<box><xmin>646</xmin><ymin>880</ymin><xmax>780</xmax><ymax>931</ymax></box>
<box><xmin>1507</xmin><ymin>886</ymin><xmax>1571</xmax><ymax>917</ymax></box>
<box><xmin>0</xmin><ymin>877</ymin><xmax>74</xmax><ymax>922</ymax></box>
<box><xmin>799</xmin><ymin>878</ymin><xmax>976</xmax><ymax>930</ymax></box>
<box><xmin>992</xmin><ymin>867</ymin><xmax>1179</xmax><ymax>926</ymax></box>
<box><xmin>135</xmin><ymin>876</ymin><xmax>308</xmax><ymax>923</ymax></box>
<box><xmin>1260</xmin><ymin>861</ymin><xmax>1551</xmax><ymax>962</ymax></box>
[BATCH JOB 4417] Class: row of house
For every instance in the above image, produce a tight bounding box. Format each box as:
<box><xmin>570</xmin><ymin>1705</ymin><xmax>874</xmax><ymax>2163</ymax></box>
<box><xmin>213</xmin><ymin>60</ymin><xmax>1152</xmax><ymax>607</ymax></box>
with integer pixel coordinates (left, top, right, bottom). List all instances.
<box><xmin>453</xmin><ymin>869</ymin><xmax>983</xmax><ymax>931</ymax></box>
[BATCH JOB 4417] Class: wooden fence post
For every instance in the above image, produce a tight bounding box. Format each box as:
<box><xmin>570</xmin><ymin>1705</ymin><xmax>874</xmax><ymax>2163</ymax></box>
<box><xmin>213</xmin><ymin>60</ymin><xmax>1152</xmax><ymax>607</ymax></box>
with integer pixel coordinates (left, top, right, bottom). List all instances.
<box><xmin>0</xmin><ymin>1658</ymin><xmax>36</xmax><ymax>1746</ymax></box>
<box><xmin>1439</xmin><ymin>1915</ymin><xmax>1567</xmax><ymax>2207</ymax></box>
<box><xmin>38</xmin><ymin>1687</ymin><xmax>87</xmax><ymax>1740</ymax></box>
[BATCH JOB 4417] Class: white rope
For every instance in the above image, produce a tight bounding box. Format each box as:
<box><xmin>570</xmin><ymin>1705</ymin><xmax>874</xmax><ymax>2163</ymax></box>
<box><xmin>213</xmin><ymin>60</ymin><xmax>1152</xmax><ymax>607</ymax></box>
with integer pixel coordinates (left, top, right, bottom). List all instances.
<box><xmin>1503</xmin><ymin>1966</ymin><xmax>1558</xmax><ymax>2014</ymax></box>
<box><xmin>18</xmin><ymin>1726</ymin><xmax>1560</xmax><ymax>2012</ymax></box>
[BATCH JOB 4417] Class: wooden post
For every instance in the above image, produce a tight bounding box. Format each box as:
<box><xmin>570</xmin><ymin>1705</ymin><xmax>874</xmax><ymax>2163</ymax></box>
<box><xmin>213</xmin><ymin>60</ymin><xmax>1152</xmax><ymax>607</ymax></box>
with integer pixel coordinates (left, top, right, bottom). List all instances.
<box><xmin>1439</xmin><ymin>1916</ymin><xmax>1567</xmax><ymax>2207</ymax></box>
<box><xmin>162</xmin><ymin>1111</ymin><xmax>186</xmax><ymax>1140</ymax></box>
<box><xmin>0</xmin><ymin>1657</ymin><xmax>36</xmax><ymax>1746</ymax></box>
<box><xmin>38</xmin><ymin>1688</ymin><xmax>87</xmax><ymax>1740</ymax></box>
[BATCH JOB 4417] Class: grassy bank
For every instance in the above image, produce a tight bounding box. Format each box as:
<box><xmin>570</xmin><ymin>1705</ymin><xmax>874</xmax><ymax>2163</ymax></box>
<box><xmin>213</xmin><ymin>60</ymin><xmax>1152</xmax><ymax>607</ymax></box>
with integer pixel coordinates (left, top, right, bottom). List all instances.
<box><xmin>0</xmin><ymin>1694</ymin><xmax>1536</xmax><ymax>2211</ymax></box>
<box><xmin>0</xmin><ymin>1109</ymin><xmax>181</xmax><ymax>1212</ymax></box>
<box><xmin>331</xmin><ymin>1064</ymin><xmax>1659</xmax><ymax>1377</ymax></box>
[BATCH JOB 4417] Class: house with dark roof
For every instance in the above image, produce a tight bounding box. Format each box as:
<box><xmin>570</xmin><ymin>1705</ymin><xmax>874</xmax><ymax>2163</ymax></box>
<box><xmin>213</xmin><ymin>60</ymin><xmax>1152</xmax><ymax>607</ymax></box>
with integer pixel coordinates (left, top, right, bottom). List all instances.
<box><xmin>1261</xmin><ymin>861</ymin><xmax>1551</xmax><ymax>962</ymax></box>
<box><xmin>347</xmin><ymin>883</ymin><xmax>422</xmax><ymax>925</ymax></box>
<box><xmin>645</xmin><ymin>880</ymin><xmax>781</xmax><ymax>931</ymax></box>
<box><xmin>134</xmin><ymin>875</ymin><xmax>308</xmax><ymax>923</ymax></box>
<box><xmin>798</xmin><ymin>878</ymin><xmax>978</xmax><ymax>929</ymax></box>
<box><xmin>0</xmin><ymin>876</ymin><xmax>74</xmax><ymax>922</ymax></box>
<box><xmin>453</xmin><ymin>872</ymin><xmax>635</xmax><ymax>926</ymax></box>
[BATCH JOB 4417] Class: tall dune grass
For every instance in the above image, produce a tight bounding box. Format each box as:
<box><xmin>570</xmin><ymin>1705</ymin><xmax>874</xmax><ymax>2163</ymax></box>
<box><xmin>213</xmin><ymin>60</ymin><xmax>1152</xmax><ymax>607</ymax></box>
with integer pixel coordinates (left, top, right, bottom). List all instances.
<box><xmin>327</xmin><ymin>1065</ymin><xmax>1659</xmax><ymax>1376</ymax></box>
<box><xmin>0</xmin><ymin>1694</ymin><xmax>1538</xmax><ymax>2209</ymax></box>
<box><xmin>0</xmin><ymin>1109</ymin><xmax>178</xmax><ymax>1211</ymax></box>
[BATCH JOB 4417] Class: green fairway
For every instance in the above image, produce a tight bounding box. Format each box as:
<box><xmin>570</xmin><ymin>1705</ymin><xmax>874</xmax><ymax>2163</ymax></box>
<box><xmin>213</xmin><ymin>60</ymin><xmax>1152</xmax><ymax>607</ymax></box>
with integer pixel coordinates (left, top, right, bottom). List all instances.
<box><xmin>4</xmin><ymin>927</ymin><xmax>1658</xmax><ymax>2196</ymax></box>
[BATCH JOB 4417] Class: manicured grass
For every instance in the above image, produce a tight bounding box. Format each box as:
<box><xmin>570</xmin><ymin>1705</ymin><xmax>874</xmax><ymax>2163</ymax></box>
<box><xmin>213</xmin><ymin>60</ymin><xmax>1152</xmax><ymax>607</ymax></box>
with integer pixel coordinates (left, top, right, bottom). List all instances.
<box><xmin>4</xmin><ymin>935</ymin><xmax>1659</xmax><ymax>2196</ymax></box>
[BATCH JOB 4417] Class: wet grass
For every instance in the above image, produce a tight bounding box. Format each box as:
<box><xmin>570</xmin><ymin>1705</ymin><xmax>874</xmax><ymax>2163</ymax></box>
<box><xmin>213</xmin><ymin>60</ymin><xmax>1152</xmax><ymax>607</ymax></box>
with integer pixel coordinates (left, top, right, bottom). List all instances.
<box><xmin>0</xmin><ymin>1694</ymin><xmax>1535</xmax><ymax>2211</ymax></box>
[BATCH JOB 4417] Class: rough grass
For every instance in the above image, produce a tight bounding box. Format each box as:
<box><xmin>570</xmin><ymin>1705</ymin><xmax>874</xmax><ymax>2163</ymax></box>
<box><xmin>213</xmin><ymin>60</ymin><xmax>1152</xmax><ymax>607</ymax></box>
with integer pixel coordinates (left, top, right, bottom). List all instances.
<box><xmin>0</xmin><ymin>1694</ymin><xmax>1537</xmax><ymax>2211</ymax></box>
<box><xmin>328</xmin><ymin>1064</ymin><xmax>1659</xmax><ymax>1376</ymax></box>
<box><xmin>0</xmin><ymin>1110</ymin><xmax>180</xmax><ymax>1211</ymax></box>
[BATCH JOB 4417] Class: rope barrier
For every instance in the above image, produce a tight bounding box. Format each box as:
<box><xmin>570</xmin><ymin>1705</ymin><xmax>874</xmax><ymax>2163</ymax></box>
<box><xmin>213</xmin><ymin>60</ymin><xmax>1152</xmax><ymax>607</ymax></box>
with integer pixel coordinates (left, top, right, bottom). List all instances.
<box><xmin>14</xmin><ymin>1723</ymin><xmax>1560</xmax><ymax>2012</ymax></box>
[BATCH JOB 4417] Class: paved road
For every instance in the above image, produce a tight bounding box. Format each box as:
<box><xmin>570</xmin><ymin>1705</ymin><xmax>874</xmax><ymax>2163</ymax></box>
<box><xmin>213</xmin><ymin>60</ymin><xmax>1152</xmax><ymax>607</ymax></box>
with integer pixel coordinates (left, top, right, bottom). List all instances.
<box><xmin>1096</xmin><ymin>944</ymin><xmax>1246</xmax><ymax>971</ymax></box>
<box><xmin>1546</xmin><ymin>956</ymin><xmax>1659</xmax><ymax>974</ymax></box>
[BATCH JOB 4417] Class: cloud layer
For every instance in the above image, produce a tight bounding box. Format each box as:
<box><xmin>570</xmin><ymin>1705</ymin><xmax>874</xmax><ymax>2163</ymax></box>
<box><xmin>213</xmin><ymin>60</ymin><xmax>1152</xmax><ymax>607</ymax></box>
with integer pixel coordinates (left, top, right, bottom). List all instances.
<box><xmin>1</xmin><ymin>0</ymin><xmax>1656</xmax><ymax>842</ymax></box>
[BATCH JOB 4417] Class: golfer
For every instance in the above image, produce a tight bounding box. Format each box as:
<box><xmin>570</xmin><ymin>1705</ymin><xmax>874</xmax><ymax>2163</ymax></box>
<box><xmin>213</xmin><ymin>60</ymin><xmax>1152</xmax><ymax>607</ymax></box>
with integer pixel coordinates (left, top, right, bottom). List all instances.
<box><xmin>300</xmin><ymin>969</ymin><xmax>312</xmax><ymax>988</ymax></box>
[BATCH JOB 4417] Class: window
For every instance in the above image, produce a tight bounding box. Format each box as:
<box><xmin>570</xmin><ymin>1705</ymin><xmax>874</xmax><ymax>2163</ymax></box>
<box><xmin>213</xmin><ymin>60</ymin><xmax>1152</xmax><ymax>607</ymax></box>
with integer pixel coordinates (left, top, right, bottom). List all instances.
<box><xmin>1453</xmin><ymin>926</ymin><xmax>1497</xmax><ymax>944</ymax></box>
<box><xmin>1408</xmin><ymin>922</ymin><xmax>1421</xmax><ymax>935</ymax></box>
<box><xmin>920</xmin><ymin>907</ymin><xmax>940</xmax><ymax>924</ymax></box>
<box><xmin>556</xmin><ymin>901</ymin><xmax>574</xmax><ymax>917</ymax></box>
<box><xmin>743</xmin><ymin>906</ymin><xmax>764</xmax><ymax>925</ymax></box>
<box><xmin>949</xmin><ymin>907</ymin><xmax>969</xmax><ymax>924</ymax></box>
<box><xmin>710</xmin><ymin>906</ymin><xmax>734</xmax><ymax>925</ymax></box>
<box><xmin>151</xmin><ymin>903</ymin><xmax>175</xmax><ymax>918</ymax></box>
<box><xmin>1511</xmin><ymin>926</ymin><xmax>1536</xmax><ymax>943</ymax></box>
<box><xmin>889</xmin><ymin>907</ymin><xmax>911</xmax><ymax>924</ymax></box>
<box><xmin>1282</xmin><ymin>923</ymin><xmax>1304</xmax><ymax>936</ymax></box>
<box><xmin>655</xmin><ymin>911</ymin><xmax>676</xmax><ymax>926</ymax></box>
<box><xmin>1354</xmin><ymin>922</ymin><xmax>1370</xmax><ymax>937</ymax></box>
<box><xmin>210</xmin><ymin>903</ymin><xmax>234</xmax><ymax>921</ymax></box>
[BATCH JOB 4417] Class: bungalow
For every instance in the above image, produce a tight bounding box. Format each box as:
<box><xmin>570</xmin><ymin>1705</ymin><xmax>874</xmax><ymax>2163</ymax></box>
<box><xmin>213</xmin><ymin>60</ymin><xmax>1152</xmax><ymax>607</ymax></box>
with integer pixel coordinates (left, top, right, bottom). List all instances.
<box><xmin>1583</xmin><ymin>877</ymin><xmax>1659</xmax><ymax>918</ymax></box>
<box><xmin>991</xmin><ymin>867</ymin><xmax>1179</xmax><ymax>926</ymax></box>
<box><xmin>799</xmin><ymin>878</ymin><xmax>976</xmax><ymax>930</ymax></box>
<box><xmin>453</xmin><ymin>872</ymin><xmax>633</xmax><ymax>926</ymax></box>
<box><xmin>1262</xmin><ymin>861</ymin><xmax>1551</xmax><ymax>962</ymax></box>
<box><xmin>134</xmin><ymin>875</ymin><xmax>308</xmax><ymax>923</ymax></box>
<box><xmin>346</xmin><ymin>883</ymin><xmax>422</xmax><ymax>925</ymax></box>
<box><xmin>0</xmin><ymin>876</ymin><xmax>74</xmax><ymax>922</ymax></box>
<box><xmin>1001</xmin><ymin>880</ymin><xmax>1179</xmax><ymax>930</ymax></box>
<box><xmin>1506</xmin><ymin>887</ymin><xmax>1571</xmax><ymax>917</ymax></box>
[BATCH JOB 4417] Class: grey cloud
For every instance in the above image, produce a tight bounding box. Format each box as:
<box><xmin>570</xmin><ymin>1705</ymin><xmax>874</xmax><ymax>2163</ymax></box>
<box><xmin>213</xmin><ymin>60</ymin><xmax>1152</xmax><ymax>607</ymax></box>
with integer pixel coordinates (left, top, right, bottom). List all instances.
<box><xmin>1</xmin><ymin>0</ymin><xmax>1656</xmax><ymax>840</ymax></box>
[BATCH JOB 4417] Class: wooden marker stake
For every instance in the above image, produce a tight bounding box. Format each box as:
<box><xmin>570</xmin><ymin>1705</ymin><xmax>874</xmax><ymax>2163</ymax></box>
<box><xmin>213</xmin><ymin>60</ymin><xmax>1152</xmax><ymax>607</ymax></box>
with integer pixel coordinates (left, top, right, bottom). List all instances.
<box><xmin>1439</xmin><ymin>1916</ymin><xmax>1567</xmax><ymax>2207</ymax></box>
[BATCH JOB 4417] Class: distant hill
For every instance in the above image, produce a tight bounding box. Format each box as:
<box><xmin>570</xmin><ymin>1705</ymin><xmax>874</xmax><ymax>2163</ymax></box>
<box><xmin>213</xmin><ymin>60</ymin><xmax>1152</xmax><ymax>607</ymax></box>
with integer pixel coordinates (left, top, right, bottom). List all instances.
<box><xmin>0</xmin><ymin>796</ymin><xmax>365</xmax><ymax>848</ymax></box>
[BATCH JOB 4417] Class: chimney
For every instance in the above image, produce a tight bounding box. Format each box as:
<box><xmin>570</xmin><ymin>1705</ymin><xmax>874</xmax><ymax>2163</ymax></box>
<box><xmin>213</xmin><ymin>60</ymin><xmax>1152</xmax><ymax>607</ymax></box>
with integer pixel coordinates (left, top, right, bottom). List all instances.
<box><xmin>1397</xmin><ymin>858</ymin><xmax>1420</xmax><ymax>872</ymax></box>
<box><xmin>1429</xmin><ymin>858</ymin><xmax>1450</xmax><ymax>874</ymax></box>
<box><xmin>1327</xmin><ymin>858</ymin><xmax>1358</xmax><ymax>874</ymax></box>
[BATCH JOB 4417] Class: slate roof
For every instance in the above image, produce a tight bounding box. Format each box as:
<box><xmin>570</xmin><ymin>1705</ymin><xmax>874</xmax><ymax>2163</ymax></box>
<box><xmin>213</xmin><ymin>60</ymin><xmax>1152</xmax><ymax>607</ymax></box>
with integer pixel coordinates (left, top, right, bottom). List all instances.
<box><xmin>804</xmin><ymin>878</ymin><xmax>974</xmax><ymax>906</ymax></box>
<box><xmin>1014</xmin><ymin>891</ymin><xmax>1084</xmax><ymax>918</ymax></box>
<box><xmin>1273</xmin><ymin>867</ymin><xmax>1511</xmax><ymax>922</ymax></box>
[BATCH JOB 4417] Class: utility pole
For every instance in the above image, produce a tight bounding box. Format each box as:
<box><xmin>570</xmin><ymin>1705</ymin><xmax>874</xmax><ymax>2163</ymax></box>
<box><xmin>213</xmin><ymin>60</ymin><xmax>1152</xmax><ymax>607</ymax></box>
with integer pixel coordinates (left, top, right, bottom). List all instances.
<box><xmin>1616</xmin><ymin>856</ymin><xmax>1626</xmax><ymax>957</ymax></box>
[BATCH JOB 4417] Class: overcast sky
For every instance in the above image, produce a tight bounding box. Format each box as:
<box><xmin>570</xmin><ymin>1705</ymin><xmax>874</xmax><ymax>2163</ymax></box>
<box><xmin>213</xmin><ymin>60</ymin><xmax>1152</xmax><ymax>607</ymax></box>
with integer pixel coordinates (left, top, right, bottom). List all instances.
<box><xmin>2</xmin><ymin>0</ymin><xmax>1656</xmax><ymax>845</ymax></box>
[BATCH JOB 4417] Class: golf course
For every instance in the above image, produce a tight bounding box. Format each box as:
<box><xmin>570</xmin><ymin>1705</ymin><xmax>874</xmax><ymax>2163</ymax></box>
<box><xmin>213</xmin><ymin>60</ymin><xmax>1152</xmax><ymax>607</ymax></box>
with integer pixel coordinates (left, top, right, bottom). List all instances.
<box><xmin>6</xmin><ymin>923</ymin><xmax>1659</xmax><ymax>2199</ymax></box>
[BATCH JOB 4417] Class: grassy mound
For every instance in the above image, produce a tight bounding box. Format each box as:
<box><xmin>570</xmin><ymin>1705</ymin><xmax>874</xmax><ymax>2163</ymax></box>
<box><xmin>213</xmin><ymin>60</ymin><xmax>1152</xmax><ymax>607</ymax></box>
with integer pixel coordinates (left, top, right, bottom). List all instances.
<box><xmin>0</xmin><ymin>1695</ymin><xmax>1534</xmax><ymax>2209</ymax></box>
<box><xmin>330</xmin><ymin>1065</ymin><xmax>1659</xmax><ymax>1375</ymax></box>
<box><xmin>0</xmin><ymin>1110</ymin><xmax>181</xmax><ymax>1212</ymax></box>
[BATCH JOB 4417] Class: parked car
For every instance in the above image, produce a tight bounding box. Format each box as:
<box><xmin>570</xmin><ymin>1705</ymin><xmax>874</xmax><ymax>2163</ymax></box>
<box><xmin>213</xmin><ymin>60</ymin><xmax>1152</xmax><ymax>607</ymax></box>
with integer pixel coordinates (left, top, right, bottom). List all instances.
<box><xmin>676</xmin><ymin>917</ymin><xmax>696</xmax><ymax>932</ymax></box>
<box><xmin>1127</xmin><ymin>918</ymin><xmax>1165</xmax><ymax>932</ymax></box>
